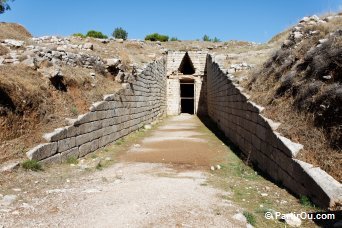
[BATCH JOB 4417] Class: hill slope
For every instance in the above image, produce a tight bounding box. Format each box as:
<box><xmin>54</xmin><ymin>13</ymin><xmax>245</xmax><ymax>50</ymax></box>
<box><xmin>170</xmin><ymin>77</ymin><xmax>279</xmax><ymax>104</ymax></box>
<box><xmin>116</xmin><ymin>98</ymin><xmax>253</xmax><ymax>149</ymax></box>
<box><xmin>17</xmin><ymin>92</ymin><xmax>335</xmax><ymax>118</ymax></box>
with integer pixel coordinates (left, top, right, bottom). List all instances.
<box><xmin>244</xmin><ymin>14</ymin><xmax>342</xmax><ymax>181</ymax></box>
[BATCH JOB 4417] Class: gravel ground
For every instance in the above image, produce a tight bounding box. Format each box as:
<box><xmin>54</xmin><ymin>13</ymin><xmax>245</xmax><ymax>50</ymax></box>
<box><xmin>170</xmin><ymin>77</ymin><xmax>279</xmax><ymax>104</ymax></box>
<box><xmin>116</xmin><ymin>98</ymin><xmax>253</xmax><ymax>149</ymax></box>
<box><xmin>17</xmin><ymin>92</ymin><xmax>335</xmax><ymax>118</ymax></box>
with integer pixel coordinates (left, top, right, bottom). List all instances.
<box><xmin>1</xmin><ymin>115</ymin><xmax>247</xmax><ymax>227</ymax></box>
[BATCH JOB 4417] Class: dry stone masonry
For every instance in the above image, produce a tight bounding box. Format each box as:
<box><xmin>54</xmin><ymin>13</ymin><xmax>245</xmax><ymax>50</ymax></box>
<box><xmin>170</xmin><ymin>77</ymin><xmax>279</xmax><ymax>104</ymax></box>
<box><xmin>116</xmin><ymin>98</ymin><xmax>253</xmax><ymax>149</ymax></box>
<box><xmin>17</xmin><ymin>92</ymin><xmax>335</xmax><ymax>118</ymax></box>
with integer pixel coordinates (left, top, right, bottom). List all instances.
<box><xmin>26</xmin><ymin>57</ymin><xmax>166</xmax><ymax>164</ymax></box>
<box><xmin>23</xmin><ymin>51</ymin><xmax>341</xmax><ymax>209</ymax></box>
<box><xmin>206</xmin><ymin>55</ymin><xmax>341</xmax><ymax>208</ymax></box>
<box><xmin>166</xmin><ymin>51</ymin><xmax>207</xmax><ymax>115</ymax></box>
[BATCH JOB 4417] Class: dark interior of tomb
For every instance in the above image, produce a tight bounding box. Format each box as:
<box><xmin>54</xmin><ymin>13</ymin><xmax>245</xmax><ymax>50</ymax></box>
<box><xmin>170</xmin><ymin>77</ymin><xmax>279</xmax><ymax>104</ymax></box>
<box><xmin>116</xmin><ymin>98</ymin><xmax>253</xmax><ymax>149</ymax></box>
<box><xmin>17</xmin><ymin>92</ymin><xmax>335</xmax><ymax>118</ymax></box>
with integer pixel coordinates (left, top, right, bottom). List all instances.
<box><xmin>178</xmin><ymin>53</ymin><xmax>195</xmax><ymax>75</ymax></box>
<box><xmin>180</xmin><ymin>80</ymin><xmax>194</xmax><ymax>114</ymax></box>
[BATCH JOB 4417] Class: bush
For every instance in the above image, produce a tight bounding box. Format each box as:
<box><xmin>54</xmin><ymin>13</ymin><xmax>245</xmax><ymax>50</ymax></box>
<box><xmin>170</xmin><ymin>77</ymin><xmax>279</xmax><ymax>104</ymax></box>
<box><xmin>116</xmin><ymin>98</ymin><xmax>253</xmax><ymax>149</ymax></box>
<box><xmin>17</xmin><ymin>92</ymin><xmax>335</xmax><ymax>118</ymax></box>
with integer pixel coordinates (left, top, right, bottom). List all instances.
<box><xmin>113</xmin><ymin>27</ymin><xmax>128</xmax><ymax>40</ymax></box>
<box><xmin>170</xmin><ymin>37</ymin><xmax>179</xmax><ymax>41</ymax></box>
<box><xmin>86</xmin><ymin>30</ymin><xmax>108</xmax><ymax>39</ymax></box>
<box><xmin>145</xmin><ymin>33</ymin><xmax>169</xmax><ymax>42</ymax></box>
<box><xmin>22</xmin><ymin>160</ymin><xmax>42</xmax><ymax>171</ymax></box>
<box><xmin>72</xmin><ymin>33</ymin><xmax>86</xmax><ymax>38</ymax></box>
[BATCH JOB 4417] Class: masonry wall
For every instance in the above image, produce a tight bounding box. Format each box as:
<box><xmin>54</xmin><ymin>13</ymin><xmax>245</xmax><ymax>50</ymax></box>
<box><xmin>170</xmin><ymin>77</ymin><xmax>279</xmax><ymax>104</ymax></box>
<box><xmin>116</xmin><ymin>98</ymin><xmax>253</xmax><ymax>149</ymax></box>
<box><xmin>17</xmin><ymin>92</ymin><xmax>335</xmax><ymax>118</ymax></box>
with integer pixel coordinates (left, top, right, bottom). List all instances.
<box><xmin>206</xmin><ymin>55</ymin><xmax>341</xmax><ymax>208</ymax></box>
<box><xmin>167</xmin><ymin>79</ymin><xmax>180</xmax><ymax>115</ymax></box>
<box><xmin>167</xmin><ymin>51</ymin><xmax>207</xmax><ymax>76</ymax></box>
<box><xmin>27</xmin><ymin>58</ymin><xmax>167</xmax><ymax>164</ymax></box>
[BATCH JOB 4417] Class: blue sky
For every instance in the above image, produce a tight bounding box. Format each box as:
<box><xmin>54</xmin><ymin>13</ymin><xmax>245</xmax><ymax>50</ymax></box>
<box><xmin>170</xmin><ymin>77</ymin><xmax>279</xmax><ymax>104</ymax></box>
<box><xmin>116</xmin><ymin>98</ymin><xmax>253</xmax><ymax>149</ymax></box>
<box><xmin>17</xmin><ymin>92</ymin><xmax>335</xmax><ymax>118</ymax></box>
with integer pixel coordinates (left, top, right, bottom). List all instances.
<box><xmin>1</xmin><ymin>0</ymin><xmax>341</xmax><ymax>43</ymax></box>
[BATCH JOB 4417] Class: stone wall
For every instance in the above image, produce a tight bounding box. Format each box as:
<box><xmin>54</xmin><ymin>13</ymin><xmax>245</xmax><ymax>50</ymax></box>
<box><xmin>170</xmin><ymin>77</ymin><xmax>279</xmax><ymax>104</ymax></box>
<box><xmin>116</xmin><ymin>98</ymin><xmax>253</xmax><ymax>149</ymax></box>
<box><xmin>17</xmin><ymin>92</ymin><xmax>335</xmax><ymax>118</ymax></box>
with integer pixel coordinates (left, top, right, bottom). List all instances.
<box><xmin>167</xmin><ymin>51</ymin><xmax>207</xmax><ymax>76</ymax></box>
<box><xmin>206</xmin><ymin>55</ymin><xmax>341</xmax><ymax>208</ymax></box>
<box><xmin>167</xmin><ymin>79</ymin><xmax>180</xmax><ymax>115</ymax></box>
<box><xmin>26</xmin><ymin>58</ymin><xmax>167</xmax><ymax>164</ymax></box>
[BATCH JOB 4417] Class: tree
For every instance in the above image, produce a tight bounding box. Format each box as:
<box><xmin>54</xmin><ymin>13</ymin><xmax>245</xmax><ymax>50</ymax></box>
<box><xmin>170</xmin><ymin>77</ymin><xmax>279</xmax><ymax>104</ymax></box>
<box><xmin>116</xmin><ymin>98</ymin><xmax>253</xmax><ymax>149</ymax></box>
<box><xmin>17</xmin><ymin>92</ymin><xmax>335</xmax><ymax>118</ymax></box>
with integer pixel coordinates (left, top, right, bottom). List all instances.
<box><xmin>112</xmin><ymin>27</ymin><xmax>128</xmax><ymax>40</ymax></box>
<box><xmin>170</xmin><ymin>37</ymin><xmax>179</xmax><ymax>41</ymax></box>
<box><xmin>0</xmin><ymin>0</ymin><xmax>13</xmax><ymax>14</ymax></box>
<box><xmin>203</xmin><ymin>34</ymin><xmax>211</xmax><ymax>42</ymax></box>
<box><xmin>145</xmin><ymin>33</ymin><xmax>169</xmax><ymax>42</ymax></box>
<box><xmin>213</xmin><ymin>37</ymin><xmax>221</xmax><ymax>42</ymax></box>
<box><xmin>86</xmin><ymin>30</ymin><xmax>108</xmax><ymax>39</ymax></box>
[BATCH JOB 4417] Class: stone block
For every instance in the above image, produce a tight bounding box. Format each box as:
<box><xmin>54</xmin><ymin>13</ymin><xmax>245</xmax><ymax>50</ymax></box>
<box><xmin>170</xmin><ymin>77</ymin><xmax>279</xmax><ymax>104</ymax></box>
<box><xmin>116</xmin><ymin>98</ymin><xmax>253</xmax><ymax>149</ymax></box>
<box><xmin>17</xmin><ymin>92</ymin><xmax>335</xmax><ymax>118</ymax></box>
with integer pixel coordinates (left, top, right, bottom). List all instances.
<box><xmin>78</xmin><ymin>121</ymin><xmax>103</xmax><ymax>135</ymax></box>
<box><xmin>39</xmin><ymin>153</ymin><xmax>61</xmax><ymax>165</ymax></box>
<box><xmin>103</xmin><ymin>94</ymin><xmax>116</xmax><ymax>101</ymax></box>
<box><xmin>79</xmin><ymin>139</ymin><xmax>99</xmax><ymax>157</ymax></box>
<box><xmin>76</xmin><ymin>129</ymin><xmax>103</xmax><ymax>146</ymax></box>
<box><xmin>43</xmin><ymin>128</ymin><xmax>67</xmax><ymax>142</ymax></box>
<box><xmin>247</xmin><ymin>101</ymin><xmax>264</xmax><ymax>113</ymax></box>
<box><xmin>89</xmin><ymin>101</ymin><xmax>109</xmax><ymax>111</ymax></box>
<box><xmin>26</xmin><ymin>143</ymin><xmax>58</xmax><ymax>161</ymax></box>
<box><xmin>65</xmin><ymin>125</ymin><xmax>79</xmax><ymax>138</ymax></box>
<box><xmin>294</xmin><ymin>159</ymin><xmax>342</xmax><ymax>208</ymax></box>
<box><xmin>61</xmin><ymin>148</ymin><xmax>79</xmax><ymax>162</ymax></box>
<box><xmin>256</xmin><ymin>124</ymin><xmax>267</xmax><ymax>141</ymax></box>
<box><xmin>276</xmin><ymin>133</ymin><xmax>303</xmax><ymax>157</ymax></box>
<box><xmin>251</xmin><ymin>134</ymin><xmax>261</xmax><ymax>151</ymax></box>
<box><xmin>58</xmin><ymin>137</ymin><xmax>76</xmax><ymax>153</ymax></box>
<box><xmin>260</xmin><ymin>115</ymin><xmax>281</xmax><ymax>130</ymax></box>
<box><xmin>74</xmin><ymin>112</ymin><xmax>97</xmax><ymax>125</ymax></box>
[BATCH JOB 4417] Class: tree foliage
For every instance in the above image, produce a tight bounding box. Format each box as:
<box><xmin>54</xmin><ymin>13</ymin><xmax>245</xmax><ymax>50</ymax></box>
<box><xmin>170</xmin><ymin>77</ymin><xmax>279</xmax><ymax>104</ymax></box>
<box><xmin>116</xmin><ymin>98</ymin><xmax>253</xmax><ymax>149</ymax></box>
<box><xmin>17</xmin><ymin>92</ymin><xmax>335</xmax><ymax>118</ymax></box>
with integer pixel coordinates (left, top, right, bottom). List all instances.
<box><xmin>203</xmin><ymin>34</ymin><xmax>211</xmax><ymax>41</ymax></box>
<box><xmin>86</xmin><ymin>30</ymin><xmax>108</xmax><ymax>39</ymax></box>
<box><xmin>113</xmin><ymin>27</ymin><xmax>128</xmax><ymax>40</ymax></box>
<box><xmin>0</xmin><ymin>0</ymin><xmax>13</xmax><ymax>14</ymax></box>
<box><xmin>170</xmin><ymin>37</ymin><xmax>179</xmax><ymax>41</ymax></box>
<box><xmin>203</xmin><ymin>34</ymin><xmax>221</xmax><ymax>42</ymax></box>
<box><xmin>72</xmin><ymin>33</ymin><xmax>86</xmax><ymax>38</ymax></box>
<box><xmin>145</xmin><ymin>33</ymin><xmax>169</xmax><ymax>42</ymax></box>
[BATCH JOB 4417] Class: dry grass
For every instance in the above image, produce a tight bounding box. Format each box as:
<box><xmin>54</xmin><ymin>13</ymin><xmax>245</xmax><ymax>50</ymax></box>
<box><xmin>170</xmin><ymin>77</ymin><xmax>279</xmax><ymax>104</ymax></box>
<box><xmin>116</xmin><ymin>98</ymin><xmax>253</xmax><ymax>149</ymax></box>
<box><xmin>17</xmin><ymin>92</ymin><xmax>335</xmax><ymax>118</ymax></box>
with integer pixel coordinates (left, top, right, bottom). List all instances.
<box><xmin>268</xmin><ymin>28</ymin><xmax>291</xmax><ymax>44</ymax></box>
<box><xmin>245</xmin><ymin>16</ymin><xmax>342</xmax><ymax>181</ymax></box>
<box><xmin>0</xmin><ymin>45</ymin><xmax>9</xmax><ymax>55</ymax></box>
<box><xmin>0</xmin><ymin>64</ymin><xmax>121</xmax><ymax>163</ymax></box>
<box><xmin>0</xmin><ymin>22</ymin><xmax>32</xmax><ymax>40</ymax></box>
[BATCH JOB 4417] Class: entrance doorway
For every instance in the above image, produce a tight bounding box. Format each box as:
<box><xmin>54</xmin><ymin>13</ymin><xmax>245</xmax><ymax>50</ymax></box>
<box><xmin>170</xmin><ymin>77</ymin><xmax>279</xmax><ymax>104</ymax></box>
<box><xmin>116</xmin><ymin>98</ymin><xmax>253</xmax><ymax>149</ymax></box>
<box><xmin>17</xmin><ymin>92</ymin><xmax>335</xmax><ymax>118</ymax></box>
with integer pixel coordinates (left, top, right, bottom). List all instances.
<box><xmin>180</xmin><ymin>79</ymin><xmax>194</xmax><ymax>114</ymax></box>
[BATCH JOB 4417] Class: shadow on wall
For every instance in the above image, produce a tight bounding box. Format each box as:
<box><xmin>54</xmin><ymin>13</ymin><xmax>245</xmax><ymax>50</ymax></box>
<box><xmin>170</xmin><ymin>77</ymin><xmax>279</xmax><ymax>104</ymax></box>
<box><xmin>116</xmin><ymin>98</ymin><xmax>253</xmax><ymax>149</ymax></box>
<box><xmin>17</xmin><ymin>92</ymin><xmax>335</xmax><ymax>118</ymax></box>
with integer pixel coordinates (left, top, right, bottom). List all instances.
<box><xmin>197</xmin><ymin>61</ymin><xmax>207</xmax><ymax>116</ymax></box>
<box><xmin>198</xmin><ymin>115</ymin><xmax>342</xmax><ymax>227</ymax></box>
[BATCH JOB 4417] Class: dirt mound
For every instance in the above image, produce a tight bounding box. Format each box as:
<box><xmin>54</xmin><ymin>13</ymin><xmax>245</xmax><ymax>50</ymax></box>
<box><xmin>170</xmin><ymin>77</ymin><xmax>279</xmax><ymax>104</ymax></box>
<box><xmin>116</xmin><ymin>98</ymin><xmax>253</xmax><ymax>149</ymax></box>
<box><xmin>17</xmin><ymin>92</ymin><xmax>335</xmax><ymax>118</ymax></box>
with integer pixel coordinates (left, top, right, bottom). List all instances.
<box><xmin>0</xmin><ymin>64</ymin><xmax>121</xmax><ymax>163</ymax></box>
<box><xmin>0</xmin><ymin>22</ymin><xmax>32</xmax><ymax>40</ymax></box>
<box><xmin>245</xmin><ymin>14</ymin><xmax>342</xmax><ymax>181</ymax></box>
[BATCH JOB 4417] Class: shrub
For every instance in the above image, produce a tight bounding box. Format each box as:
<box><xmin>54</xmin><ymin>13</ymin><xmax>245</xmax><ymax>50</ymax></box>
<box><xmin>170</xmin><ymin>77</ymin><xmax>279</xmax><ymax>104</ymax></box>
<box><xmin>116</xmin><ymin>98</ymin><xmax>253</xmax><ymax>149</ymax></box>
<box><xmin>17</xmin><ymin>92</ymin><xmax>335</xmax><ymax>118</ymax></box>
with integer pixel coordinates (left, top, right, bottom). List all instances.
<box><xmin>170</xmin><ymin>37</ymin><xmax>178</xmax><ymax>41</ymax></box>
<box><xmin>145</xmin><ymin>33</ymin><xmax>169</xmax><ymax>42</ymax></box>
<box><xmin>22</xmin><ymin>160</ymin><xmax>42</xmax><ymax>171</ymax></box>
<box><xmin>113</xmin><ymin>27</ymin><xmax>128</xmax><ymax>40</ymax></box>
<box><xmin>86</xmin><ymin>30</ymin><xmax>108</xmax><ymax>39</ymax></box>
<box><xmin>72</xmin><ymin>33</ymin><xmax>86</xmax><ymax>38</ymax></box>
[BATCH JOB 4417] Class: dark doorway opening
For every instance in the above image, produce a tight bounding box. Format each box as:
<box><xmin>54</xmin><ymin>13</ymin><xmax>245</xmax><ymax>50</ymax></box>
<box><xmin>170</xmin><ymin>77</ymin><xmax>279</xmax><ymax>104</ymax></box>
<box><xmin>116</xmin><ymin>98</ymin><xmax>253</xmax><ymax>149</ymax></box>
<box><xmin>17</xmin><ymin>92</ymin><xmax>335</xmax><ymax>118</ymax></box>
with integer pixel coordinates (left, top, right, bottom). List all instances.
<box><xmin>180</xmin><ymin>79</ymin><xmax>194</xmax><ymax>114</ymax></box>
<box><xmin>179</xmin><ymin>52</ymin><xmax>195</xmax><ymax>75</ymax></box>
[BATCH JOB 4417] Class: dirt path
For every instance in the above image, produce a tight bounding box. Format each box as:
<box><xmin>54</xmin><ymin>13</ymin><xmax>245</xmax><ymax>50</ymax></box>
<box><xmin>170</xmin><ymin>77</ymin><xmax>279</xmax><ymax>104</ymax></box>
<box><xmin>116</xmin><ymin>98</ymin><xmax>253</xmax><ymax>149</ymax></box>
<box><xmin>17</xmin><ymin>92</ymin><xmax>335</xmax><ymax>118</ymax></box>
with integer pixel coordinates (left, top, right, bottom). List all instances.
<box><xmin>1</xmin><ymin>115</ymin><xmax>249</xmax><ymax>227</ymax></box>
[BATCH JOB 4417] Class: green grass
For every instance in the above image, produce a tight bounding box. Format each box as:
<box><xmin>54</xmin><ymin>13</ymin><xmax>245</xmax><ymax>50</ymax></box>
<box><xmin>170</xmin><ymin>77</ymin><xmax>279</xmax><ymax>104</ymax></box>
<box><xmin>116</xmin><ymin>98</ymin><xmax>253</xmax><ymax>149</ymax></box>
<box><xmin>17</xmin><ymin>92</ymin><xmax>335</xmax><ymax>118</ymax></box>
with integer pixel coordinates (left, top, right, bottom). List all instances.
<box><xmin>66</xmin><ymin>156</ymin><xmax>78</xmax><ymax>165</ymax></box>
<box><xmin>95</xmin><ymin>161</ymin><xmax>103</xmax><ymax>170</ymax></box>
<box><xmin>299</xmin><ymin>195</ymin><xmax>315</xmax><ymax>207</ymax></box>
<box><xmin>243</xmin><ymin>211</ymin><xmax>256</xmax><ymax>226</ymax></box>
<box><xmin>22</xmin><ymin>160</ymin><xmax>42</xmax><ymax>171</ymax></box>
<box><xmin>198</xmin><ymin>117</ymin><xmax>319</xmax><ymax>228</ymax></box>
<box><xmin>115</xmin><ymin>138</ymin><xmax>124</xmax><ymax>145</ymax></box>
<box><xmin>70</xmin><ymin>106</ymin><xmax>78</xmax><ymax>116</ymax></box>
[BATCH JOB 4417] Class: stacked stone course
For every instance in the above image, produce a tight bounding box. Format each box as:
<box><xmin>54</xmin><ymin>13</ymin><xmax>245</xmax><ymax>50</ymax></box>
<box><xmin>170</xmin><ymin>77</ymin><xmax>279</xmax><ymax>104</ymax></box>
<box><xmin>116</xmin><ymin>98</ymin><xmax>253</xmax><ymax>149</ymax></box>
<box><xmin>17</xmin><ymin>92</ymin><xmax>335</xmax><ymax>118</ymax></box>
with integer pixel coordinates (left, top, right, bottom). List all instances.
<box><xmin>206</xmin><ymin>55</ymin><xmax>341</xmax><ymax>208</ymax></box>
<box><xmin>27</xmin><ymin>57</ymin><xmax>167</xmax><ymax>164</ymax></box>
